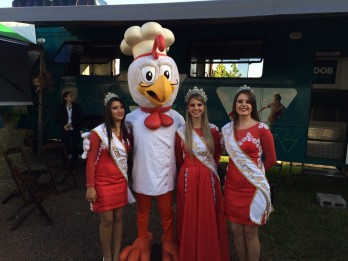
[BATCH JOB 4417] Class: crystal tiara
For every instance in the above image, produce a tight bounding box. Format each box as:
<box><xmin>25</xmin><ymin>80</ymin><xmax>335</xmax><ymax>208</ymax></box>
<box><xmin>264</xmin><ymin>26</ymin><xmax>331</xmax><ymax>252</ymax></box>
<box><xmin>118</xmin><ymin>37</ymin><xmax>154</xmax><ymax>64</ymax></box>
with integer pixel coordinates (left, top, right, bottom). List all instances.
<box><xmin>184</xmin><ymin>86</ymin><xmax>208</xmax><ymax>103</ymax></box>
<box><xmin>104</xmin><ymin>92</ymin><xmax>119</xmax><ymax>106</ymax></box>
<box><xmin>236</xmin><ymin>84</ymin><xmax>253</xmax><ymax>94</ymax></box>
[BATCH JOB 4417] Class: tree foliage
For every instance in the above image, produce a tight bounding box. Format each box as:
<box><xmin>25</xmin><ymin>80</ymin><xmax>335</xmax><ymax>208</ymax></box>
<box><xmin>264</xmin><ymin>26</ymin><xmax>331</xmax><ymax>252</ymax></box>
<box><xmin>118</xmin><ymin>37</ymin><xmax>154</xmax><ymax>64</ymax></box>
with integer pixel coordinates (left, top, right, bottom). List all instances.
<box><xmin>212</xmin><ymin>63</ymin><xmax>241</xmax><ymax>78</ymax></box>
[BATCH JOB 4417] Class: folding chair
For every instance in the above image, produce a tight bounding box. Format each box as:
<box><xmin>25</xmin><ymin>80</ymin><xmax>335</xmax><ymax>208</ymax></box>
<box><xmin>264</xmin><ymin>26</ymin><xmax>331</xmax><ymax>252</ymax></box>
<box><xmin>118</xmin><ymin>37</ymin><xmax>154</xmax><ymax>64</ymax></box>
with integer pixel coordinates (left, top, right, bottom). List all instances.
<box><xmin>42</xmin><ymin>142</ymin><xmax>78</xmax><ymax>189</ymax></box>
<box><xmin>5</xmin><ymin>158</ymin><xmax>57</xmax><ymax>230</ymax></box>
<box><xmin>2</xmin><ymin>147</ymin><xmax>47</xmax><ymax>204</ymax></box>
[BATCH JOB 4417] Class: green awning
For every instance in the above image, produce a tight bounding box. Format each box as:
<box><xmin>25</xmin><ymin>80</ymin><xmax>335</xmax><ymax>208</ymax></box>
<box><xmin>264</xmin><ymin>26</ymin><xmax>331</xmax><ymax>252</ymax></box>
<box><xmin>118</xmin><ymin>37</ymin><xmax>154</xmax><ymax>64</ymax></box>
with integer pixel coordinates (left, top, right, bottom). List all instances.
<box><xmin>0</xmin><ymin>22</ymin><xmax>36</xmax><ymax>44</ymax></box>
<box><xmin>0</xmin><ymin>22</ymin><xmax>36</xmax><ymax>105</ymax></box>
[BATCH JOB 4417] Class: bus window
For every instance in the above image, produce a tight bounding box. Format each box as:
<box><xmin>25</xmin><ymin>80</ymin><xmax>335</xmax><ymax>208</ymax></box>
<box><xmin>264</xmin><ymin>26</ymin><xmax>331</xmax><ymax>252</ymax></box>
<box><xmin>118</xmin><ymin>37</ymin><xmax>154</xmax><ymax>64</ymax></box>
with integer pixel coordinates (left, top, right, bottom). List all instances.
<box><xmin>53</xmin><ymin>41</ymin><xmax>120</xmax><ymax>76</ymax></box>
<box><xmin>80</xmin><ymin>58</ymin><xmax>120</xmax><ymax>76</ymax></box>
<box><xmin>189</xmin><ymin>40</ymin><xmax>264</xmax><ymax>78</ymax></box>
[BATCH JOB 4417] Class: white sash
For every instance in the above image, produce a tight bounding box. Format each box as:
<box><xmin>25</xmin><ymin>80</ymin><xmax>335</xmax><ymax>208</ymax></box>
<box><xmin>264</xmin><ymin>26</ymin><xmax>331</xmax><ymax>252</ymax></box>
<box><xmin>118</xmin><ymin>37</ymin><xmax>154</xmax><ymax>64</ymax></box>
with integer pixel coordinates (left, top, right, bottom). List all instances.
<box><xmin>176</xmin><ymin>125</ymin><xmax>219</xmax><ymax>180</ymax></box>
<box><xmin>222</xmin><ymin>122</ymin><xmax>273</xmax><ymax>224</ymax></box>
<box><xmin>93</xmin><ymin>124</ymin><xmax>135</xmax><ymax>203</ymax></box>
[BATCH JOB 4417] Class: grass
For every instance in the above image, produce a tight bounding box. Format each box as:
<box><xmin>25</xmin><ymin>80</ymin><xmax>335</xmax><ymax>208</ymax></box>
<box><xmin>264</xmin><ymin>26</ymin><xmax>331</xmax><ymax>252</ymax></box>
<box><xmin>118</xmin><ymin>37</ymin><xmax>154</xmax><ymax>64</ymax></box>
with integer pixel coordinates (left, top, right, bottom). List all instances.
<box><xmin>218</xmin><ymin>161</ymin><xmax>348</xmax><ymax>260</ymax></box>
<box><xmin>260</xmin><ymin>164</ymin><xmax>348</xmax><ymax>261</ymax></box>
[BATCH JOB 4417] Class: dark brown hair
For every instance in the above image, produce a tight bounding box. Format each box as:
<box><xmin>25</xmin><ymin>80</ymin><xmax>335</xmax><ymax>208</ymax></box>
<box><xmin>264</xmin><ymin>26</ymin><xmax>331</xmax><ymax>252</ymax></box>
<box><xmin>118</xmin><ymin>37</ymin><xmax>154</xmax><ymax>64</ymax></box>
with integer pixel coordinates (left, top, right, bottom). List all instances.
<box><xmin>104</xmin><ymin>96</ymin><xmax>130</xmax><ymax>154</ymax></box>
<box><xmin>62</xmin><ymin>91</ymin><xmax>72</xmax><ymax>105</ymax></box>
<box><xmin>231</xmin><ymin>89</ymin><xmax>260</xmax><ymax>126</ymax></box>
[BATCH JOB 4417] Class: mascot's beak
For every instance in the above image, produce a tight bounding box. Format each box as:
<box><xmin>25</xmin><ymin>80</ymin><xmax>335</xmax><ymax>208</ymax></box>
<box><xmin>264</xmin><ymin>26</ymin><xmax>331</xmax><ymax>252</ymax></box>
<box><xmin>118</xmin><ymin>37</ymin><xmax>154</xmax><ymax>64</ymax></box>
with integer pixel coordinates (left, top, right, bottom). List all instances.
<box><xmin>138</xmin><ymin>75</ymin><xmax>175</xmax><ymax>107</ymax></box>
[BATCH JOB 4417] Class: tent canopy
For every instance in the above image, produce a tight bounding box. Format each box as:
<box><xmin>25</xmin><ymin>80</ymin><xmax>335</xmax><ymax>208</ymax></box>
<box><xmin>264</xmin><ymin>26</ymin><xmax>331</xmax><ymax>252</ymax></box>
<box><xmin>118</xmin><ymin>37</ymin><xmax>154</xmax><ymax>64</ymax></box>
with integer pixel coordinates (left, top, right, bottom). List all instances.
<box><xmin>0</xmin><ymin>22</ymin><xmax>37</xmax><ymax>106</ymax></box>
<box><xmin>0</xmin><ymin>22</ymin><xmax>36</xmax><ymax>44</ymax></box>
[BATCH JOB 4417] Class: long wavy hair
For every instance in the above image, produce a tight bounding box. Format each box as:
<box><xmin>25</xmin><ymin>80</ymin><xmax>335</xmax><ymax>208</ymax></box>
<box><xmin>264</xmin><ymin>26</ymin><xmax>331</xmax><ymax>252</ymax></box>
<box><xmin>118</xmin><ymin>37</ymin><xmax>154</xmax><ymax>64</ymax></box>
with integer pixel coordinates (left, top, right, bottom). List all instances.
<box><xmin>231</xmin><ymin>89</ymin><xmax>260</xmax><ymax>128</ymax></box>
<box><xmin>104</xmin><ymin>96</ymin><xmax>130</xmax><ymax>155</ymax></box>
<box><xmin>184</xmin><ymin>93</ymin><xmax>214</xmax><ymax>157</ymax></box>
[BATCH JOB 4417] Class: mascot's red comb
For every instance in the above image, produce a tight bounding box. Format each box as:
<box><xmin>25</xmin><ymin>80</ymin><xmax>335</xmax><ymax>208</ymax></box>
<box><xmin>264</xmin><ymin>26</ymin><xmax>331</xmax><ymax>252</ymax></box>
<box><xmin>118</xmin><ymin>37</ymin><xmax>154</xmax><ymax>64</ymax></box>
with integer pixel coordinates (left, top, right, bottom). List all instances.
<box><xmin>135</xmin><ymin>34</ymin><xmax>167</xmax><ymax>60</ymax></box>
<box><xmin>152</xmin><ymin>35</ymin><xmax>166</xmax><ymax>59</ymax></box>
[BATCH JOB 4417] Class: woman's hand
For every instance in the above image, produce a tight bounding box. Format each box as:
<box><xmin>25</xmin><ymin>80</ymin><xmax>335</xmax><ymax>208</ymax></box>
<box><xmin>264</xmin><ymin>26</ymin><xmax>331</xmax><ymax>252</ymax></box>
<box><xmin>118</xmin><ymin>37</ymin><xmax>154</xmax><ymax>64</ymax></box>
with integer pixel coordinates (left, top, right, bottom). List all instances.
<box><xmin>86</xmin><ymin>187</ymin><xmax>97</xmax><ymax>203</ymax></box>
<box><xmin>64</xmin><ymin>123</ymin><xmax>72</xmax><ymax>131</ymax></box>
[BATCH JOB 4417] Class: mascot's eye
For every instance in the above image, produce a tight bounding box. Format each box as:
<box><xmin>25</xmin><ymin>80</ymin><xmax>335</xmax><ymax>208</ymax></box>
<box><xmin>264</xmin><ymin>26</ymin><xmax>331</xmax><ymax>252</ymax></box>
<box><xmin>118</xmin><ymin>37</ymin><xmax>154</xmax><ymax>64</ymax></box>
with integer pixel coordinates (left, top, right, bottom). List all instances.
<box><xmin>141</xmin><ymin>66</ymin><xmax>156</xmax><ymax>84</ymax></box>
<box><xmin>160</xmin><ymin>65</ymin><xmax>171</xmax><ymax>80</ymax></box>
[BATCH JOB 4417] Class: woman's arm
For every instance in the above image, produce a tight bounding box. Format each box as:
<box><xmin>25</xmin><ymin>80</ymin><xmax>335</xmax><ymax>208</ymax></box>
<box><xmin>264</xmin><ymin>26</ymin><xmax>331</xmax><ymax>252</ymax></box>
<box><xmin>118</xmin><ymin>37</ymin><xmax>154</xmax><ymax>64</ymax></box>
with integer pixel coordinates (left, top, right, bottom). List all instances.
<box><xmin>175</xmin><ymin>132</ymin><xmax>184</xmax><ymax>167</ymax></box>
<box><xmin>85</xmin><ymin>131</ymin><xmax>101</xmax><ymax>202</ymax></box>
<box><xmin>260</xmin><ymin>128</ymin><xmax>277</xmax><ymax>170</ymax></box>
<box><xmin>211</xmin><ymin>127</ymin><xmax>222</xmax><ymax>165</ymax></box>
<box><xmin>56</xmin><ymin>105</ymin><xmax>67</xmax><ymax>129</ymax></box>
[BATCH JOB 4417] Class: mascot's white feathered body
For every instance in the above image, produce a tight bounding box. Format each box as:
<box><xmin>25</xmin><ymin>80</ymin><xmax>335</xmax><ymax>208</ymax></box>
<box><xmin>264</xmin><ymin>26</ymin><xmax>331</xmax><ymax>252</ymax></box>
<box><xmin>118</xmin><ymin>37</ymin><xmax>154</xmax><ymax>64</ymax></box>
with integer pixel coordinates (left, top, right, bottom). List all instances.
<box><xmin>120</xmin><ymin>22</ymin><xmax>184</xmax><ymax>261</ymax></box>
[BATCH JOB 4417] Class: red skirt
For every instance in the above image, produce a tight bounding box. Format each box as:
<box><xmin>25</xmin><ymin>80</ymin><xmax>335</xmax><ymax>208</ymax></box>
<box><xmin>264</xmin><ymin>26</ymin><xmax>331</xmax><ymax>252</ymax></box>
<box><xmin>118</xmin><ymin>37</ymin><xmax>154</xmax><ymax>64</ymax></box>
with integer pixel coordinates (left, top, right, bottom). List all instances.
<box><xmin>176</xmin><ymin>161</ymin><xmax>230</xmax><ymax>261</ymax></box>
<box><xmin>224</xmin><ymin>167</ymin><xmax>265</xmax><ymax>225</ymax></box>
<box><xmin>91</xmin><ymin>154</ymin><xmax>127</xmax><ymax>213</ymax></box>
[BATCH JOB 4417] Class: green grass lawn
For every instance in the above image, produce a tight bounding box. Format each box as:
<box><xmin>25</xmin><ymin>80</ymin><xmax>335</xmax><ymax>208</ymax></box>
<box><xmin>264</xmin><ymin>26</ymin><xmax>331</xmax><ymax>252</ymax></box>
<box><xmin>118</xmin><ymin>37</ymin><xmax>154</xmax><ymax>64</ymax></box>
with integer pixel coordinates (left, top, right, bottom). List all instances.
<box><xmin>259</xmin><ymin>164</ymin><xmax>348</xmax><ymax>261</ymax></box>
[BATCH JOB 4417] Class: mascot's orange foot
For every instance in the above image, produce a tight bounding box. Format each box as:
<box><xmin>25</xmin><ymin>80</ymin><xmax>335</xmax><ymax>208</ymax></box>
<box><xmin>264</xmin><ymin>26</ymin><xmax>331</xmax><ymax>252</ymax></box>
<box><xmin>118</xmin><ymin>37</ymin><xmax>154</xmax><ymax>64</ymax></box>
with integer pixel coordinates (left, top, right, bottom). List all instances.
<box><xmin>120</xmin><ymin>232</ymin><xmax>153</xmax><ymax>261</ymax></box>
<box><xmin>161</xmin><ymin>236</ymin><xmax>179</xmax><ymax>261</ymax></box>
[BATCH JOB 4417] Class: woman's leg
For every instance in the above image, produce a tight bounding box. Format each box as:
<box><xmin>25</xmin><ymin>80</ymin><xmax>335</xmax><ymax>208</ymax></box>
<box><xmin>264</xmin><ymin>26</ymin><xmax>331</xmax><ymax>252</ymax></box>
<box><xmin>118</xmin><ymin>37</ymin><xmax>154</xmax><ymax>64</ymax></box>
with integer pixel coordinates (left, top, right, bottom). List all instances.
<box><xmin>99</xmin><ymin>210</ymin><xmax>114</xmax><ymax>261</ymax></box>
<box><xmin>244</xmin><ymin>225</ymin><xmax>260</xmax><ymax>261</ymax></box>
<box><xmin>112</xmin><ymin>207</ymin><xmax>124</xmax><ymax>261</ymax></box>
<box><xmin>231</xmin><ymin>222</ymin><xmax>247</xmax><ymax>261</ymax></box>
<box><xmin>61</xmin><ymin>131</ymin><xmax>71</xmax><ymax>156</ymax></box>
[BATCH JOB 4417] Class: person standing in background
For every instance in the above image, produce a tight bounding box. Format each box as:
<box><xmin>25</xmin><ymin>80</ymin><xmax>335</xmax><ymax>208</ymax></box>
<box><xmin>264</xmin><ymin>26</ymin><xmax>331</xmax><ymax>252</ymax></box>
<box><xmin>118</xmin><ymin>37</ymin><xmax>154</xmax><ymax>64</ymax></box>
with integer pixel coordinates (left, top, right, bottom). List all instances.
<box><xmin>57</xmin><ymin>90</ymin><xmax>82</xmax><ymax>170</ymax></box>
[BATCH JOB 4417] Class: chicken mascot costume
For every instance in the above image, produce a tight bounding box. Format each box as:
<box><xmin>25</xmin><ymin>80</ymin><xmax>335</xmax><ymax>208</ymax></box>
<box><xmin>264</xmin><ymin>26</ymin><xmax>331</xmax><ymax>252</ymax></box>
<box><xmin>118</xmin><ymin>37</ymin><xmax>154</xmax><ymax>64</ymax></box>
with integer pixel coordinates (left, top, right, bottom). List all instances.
<box><xmin>119</xmin><ymin>22</ymin><xmax>184</xmax><ymax>261</ymax></box>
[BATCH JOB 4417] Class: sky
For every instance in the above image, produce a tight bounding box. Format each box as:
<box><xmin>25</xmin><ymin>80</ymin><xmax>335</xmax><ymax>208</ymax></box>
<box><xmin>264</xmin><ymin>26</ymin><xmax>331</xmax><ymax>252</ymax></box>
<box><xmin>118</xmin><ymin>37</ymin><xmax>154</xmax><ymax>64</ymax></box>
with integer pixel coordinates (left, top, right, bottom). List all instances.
<box><xmin>0</xmin><ymin>0</ymin><xmax>209</xmax><ymax>8</ymax></box>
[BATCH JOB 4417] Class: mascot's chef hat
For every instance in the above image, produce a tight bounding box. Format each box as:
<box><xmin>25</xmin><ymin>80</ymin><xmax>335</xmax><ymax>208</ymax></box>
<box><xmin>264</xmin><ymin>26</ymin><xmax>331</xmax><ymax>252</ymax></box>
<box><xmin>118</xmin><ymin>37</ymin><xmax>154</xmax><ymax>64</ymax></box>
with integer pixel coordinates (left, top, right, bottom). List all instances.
<box><xmin>120</xmin><ymin>22</ymin><xmax>175</xmax><ymax>60</ymax></box>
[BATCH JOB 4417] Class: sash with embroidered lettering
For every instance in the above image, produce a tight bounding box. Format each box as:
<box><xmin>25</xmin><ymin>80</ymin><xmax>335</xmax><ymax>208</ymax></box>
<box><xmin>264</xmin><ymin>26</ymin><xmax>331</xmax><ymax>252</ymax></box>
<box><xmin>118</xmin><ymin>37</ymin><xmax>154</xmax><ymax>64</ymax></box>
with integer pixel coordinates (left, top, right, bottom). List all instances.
<box><xmin>93</xmin><ymin>124</ymin><xmax>135</xmax><ymax>203</ymax></box>
<box><xmin>222</xmin><ymin>122</ymin><xmax>273</xmax><ymax>224</ymax></box>
<box><xmin>176</xmin><ymin>125</ymin><xmax>219</xmax><ymax>180</ymax></box>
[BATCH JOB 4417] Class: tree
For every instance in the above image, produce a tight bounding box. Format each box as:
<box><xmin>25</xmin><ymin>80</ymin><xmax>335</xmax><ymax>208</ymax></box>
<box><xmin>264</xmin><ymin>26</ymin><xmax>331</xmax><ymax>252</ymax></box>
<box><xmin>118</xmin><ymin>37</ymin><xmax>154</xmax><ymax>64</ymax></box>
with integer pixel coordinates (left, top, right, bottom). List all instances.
<box><xmin>212</xmin><ymin>63</ymin><xmax>241</xmax><ymax>78</ymax></box>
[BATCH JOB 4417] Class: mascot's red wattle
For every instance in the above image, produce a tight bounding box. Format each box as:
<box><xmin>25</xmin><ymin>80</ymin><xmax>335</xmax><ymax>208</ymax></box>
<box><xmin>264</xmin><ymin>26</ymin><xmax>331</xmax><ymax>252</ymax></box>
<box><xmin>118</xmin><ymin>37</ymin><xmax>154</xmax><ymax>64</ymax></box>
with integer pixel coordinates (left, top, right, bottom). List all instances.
<box><xmin>120</xmin><ymin>22</ymin><xmax>184</xmax><ymax>261</ymax></box>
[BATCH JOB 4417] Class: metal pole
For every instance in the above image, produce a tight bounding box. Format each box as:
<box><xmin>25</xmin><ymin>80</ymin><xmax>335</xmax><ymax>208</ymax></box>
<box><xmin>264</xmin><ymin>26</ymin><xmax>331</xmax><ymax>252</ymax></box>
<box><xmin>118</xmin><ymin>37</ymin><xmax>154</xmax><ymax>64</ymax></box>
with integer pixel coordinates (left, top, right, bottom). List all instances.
<box><xmin>37</xmin><ymin>86</ymin><xmax>43</xmax><ymax>157</ymax></box>
<box><xmin>37</xmin><ymin>49</ymin><xmax>44</xmax><ymax>157</ymax></box>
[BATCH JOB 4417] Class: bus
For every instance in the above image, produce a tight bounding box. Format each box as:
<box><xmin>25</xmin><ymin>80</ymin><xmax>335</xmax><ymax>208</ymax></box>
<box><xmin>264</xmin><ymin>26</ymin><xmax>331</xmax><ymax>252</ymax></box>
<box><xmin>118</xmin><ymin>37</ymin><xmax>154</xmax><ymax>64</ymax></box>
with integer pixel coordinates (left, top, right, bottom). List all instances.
<box><xmin>0</xmin><ymin>0</ymin><xmax>347</xmax><ymax>169</ymax></box>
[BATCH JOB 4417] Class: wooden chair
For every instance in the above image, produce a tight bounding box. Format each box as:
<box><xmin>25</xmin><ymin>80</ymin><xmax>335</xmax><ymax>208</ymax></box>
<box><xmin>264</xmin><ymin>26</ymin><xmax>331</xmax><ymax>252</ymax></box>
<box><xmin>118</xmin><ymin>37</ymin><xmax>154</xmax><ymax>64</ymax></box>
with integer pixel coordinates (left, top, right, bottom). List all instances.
<box><xmin>2</xmin><ymin>147</ymin><xmax>47</xmax><ymax>204</ymax></box>
<box><xmin>42</xmin><ymin>142</ymin><xmax>78</xmax><ymax>189</ymax></box>
<box><xmin>5</xmin><ymin>157</ymin><xmax>57</xmax><ymax>230</ymax></box>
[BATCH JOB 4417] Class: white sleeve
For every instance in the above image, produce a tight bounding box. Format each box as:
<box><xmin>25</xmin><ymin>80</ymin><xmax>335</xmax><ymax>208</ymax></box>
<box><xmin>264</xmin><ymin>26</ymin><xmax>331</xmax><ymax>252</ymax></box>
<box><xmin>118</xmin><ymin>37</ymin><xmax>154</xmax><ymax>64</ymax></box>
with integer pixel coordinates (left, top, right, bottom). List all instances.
<box><xmin>125</xmin><ymin>113</ymin><xmax>132</xmax><ymax>133</ymax></box>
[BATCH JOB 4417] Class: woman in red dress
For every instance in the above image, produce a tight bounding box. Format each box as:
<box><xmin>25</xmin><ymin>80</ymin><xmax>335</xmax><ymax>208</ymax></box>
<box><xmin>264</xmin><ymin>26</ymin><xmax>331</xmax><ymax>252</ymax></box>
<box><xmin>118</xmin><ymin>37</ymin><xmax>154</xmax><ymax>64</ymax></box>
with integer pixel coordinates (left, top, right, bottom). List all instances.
<box><xmin>222</xmin><ymin>85</ymin><xmax>276</xmax><ymax>261</ymax></box>
<box><xmin>175</xmin><ymin>86</ymin><xmax>230</xmax><ymax>261</ymax></box>
<box><xmin>85</xmin><ymin>93</ymin><xmax>132</xmax><ymax>261</ymax></box>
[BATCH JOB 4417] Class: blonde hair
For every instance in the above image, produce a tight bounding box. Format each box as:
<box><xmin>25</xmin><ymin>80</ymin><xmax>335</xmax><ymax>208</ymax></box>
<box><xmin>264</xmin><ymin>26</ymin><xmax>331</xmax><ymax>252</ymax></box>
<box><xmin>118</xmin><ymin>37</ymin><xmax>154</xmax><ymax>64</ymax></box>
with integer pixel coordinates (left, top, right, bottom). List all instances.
<box><xmin>184</xmin><ymin>93</ymin><xmax>214</xmax><ymax>157</ymax></box>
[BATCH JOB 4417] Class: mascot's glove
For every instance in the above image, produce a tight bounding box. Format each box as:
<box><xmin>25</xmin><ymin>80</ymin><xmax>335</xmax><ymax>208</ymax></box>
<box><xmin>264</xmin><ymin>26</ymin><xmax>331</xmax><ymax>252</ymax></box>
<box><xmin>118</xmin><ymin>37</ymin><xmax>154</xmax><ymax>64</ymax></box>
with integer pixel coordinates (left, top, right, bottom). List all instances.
<box><xmin>81</xmin><ymin>132</ymin><xmax>91</xmax><ymax>159</ymax></box>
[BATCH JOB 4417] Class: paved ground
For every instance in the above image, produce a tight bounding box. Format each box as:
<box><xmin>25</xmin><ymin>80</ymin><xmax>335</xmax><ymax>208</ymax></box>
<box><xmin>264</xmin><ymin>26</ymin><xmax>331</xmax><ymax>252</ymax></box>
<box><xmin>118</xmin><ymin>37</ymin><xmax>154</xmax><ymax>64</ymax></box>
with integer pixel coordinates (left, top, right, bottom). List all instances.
<box><xmin>6</xmin><ymin>151</ymin><xmax>345</xmax><ymax>260</ymax></box>
<box><xmin>0</xmin><ymin>157</ymin><xmax>241</xmax><ymax>261</ymax></box>
<box><xmin>0</xmin><ymin>159</ymin><xmax>166</xmax><ymax>261</ymax></box>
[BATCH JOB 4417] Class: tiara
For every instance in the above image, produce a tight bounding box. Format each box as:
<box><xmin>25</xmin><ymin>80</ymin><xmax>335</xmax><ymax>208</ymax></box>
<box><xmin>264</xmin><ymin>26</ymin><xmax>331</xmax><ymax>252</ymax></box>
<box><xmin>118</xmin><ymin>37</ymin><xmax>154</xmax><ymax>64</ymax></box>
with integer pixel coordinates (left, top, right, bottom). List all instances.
<box><xmin>104</xmin><ymin>92</ymin><xmax>119</xmax><ymax>106</ymax></box>
<box><xmin>184</xmin><ymin>86</ymin><xmax>208</xmax><ymax>103</ymax></box>
<box><xmin>236</xmin><ymin>84</ymin><xmax>253</xmax><ymax>94</ymax></box>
